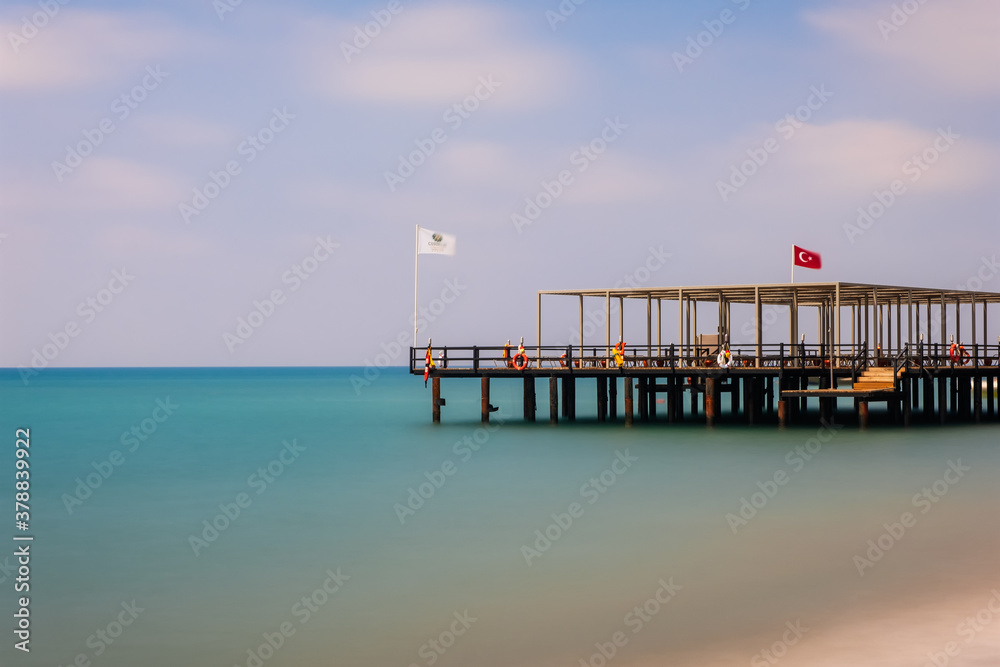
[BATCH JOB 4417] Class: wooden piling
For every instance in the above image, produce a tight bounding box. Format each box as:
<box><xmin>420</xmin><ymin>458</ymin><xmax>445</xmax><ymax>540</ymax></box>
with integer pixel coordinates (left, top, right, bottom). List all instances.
<box><xmin>923</xmin><ymin>375</ymin><xmax>934</xmax><ymax>421</ymax></box>
<box><xmin>638</xmin><ymin>377</ymin><xmax>648</xmax><ymax>421</ymax></box>
<box><xmin>988</xmin><ymin>375</ymin><xmax>995</xmax><ymax>418</ymax></box>
<box><xmin>689</xmin><ymin>377</ymin><xmax>698</xmax><ymax>419</ymax></box>
<box><xmin>667</xmin><ymin>375</ymin><xmax>677</xmax><ymax>423</ymax></box>
<box><xmin>524</xmin><ymin>376</ymin><xmax>535</xmax><ymax>422</ymax></box>
<box><xmin>902</xmin><ymin>378</ymin><xmax>911</xmax><ymax>427</ymax></box>
<box><xmin>974</xmin><ymin>376</ymin><xmax>982</xmax><ymax>423</ymax></box>
<box><xmin>481</xmin><ymin>377</ymin><xmax>490</xmax><ymax>424</ymax></box>
<box><xmin>858</xmin><ymin>400</ymin><xmax>869</xmax><ymax>429</ymax></box>
<box><xmin>549</xmin><ymin>376</ymin><xmax>558</xmax><ymax>424</ymax></box>
<box><xmin>938</xmin><ymin>376</ymin><xmax>947</xmax><ymax>424</ymax></box>
<box><xmin>597</xmin><ymin>377</ymin><xmax>607</xmax><ymax>422</ymax></box>
<box><xmin>705</xmin><ymin>376</ymin><xmax>717</xmax><ymax>427</ymax></box>
<box><xmin>609</xmin><ymin>377</ymin><xmax>618</xmax><ymax>420</ymax></box>
<box><xmin>648</xmin><ymin>377</ymin><xmax>657</xmax><ymax>421</ymax></box>
<box><xmin>777</xmin><ymin>399</ymin><xmax>788</xmax><ymax>427</ymax></box>
<box><xmin>730</xmin><ymin>375</ymin><xmax>740</xmax><ymax>417</ymax></box>
<box><xmin>624</xmin><ymin>377</ymin><xmax>634</xmax><ymax>426</ymax></box>
<box><xmin>432</xmin><ymin>376</ymin><xmax>441</xmax><ymax>424</ymax></box>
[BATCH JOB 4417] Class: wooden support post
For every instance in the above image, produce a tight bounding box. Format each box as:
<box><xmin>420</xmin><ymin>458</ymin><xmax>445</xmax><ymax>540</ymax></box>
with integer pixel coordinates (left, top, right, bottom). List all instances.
<box><xmin>858</xmin><ymin>400</ymin><xmax>869</xmax><ymax>429</ymax></box>
<box><xmin>730</xmin><ymin>374</ymin><xmax>740</xmax><ymax>416</ymax></box>
<box><xmin>902</xmin><ymin>378</ymin><xmax>911</xmax><ymax>427</ymax></box>
<box><xmin>705</xmin><ymin>376</ymin><xmax>717</xmax><ymax>426</ymax></box>
<box><xmin>938</xmin><ymin>376</ymin><xmax>947</xmax><ymax>425</ymax></box>
<box><xmin>974</xmin><ymin>376</ymin><xmax>982</xmax><ymax>423</ymax></box>
<box><xmin>597</xmin><ymin>376</ymin><xmax>607</xmax><ymax>423</ymax></box>
<box><xmin>667</xmin><ymin>375</ymin><xmax>677</xmax><ymax>423</ymax></box>
<box><xmin>778</xmin><ymin>399</ymin><xmax>788</xmax><ymax>428</ymax></box>
<box><xmin>624</xmin><ymin>377</ymin><xmax>634</xmax><ymax>426</ymax></box>
<box><xmin>638</xmin><ymin>377</ymin><xmax>649</xmax><ymax>421</ymax></box>
<box><xmin>745</xmin><ymin>376</ymin><xmax>755</xmax><ymax>425</ymax></box>
<box><xmin>765</xmin><ymin>376</ymin><xmax>774</xmax><ymax>417</ymax></box>
<box><xmin>432</xmin><ymin>376</ymin><xmax>441</xmax><ymax>424</ymax></box>
<box><xmin>549</xmin><ymin>376</ymin><xmax>559</xmax><ymax>424</ymax></box>
<box><xmin>923</xmin><ymin>374</ymin><xmax>934</xmax><ymax>421</ymax></box>
<box><xmin>959</xmin><ymin>376</ymin><xmax>971</xmax><ymax>421</ymax></box>
<box><xmin>648</xmin><ymin>376</ymin><xmax>657</xmax><ymax>421</ymax></box>
<box><xmin>987</xmin><ymin>374</ymin><xmax>995</xmax><ymax>419</ymax></box>
<box><xmin>524</xmin><ymin>376</ymin><xmax>535</xmax><ymax>422</ymax></box>
<box><xmin>609</xmin><ymin>377</ymin><xmax>618</xmax><ymax>421</ymax></box>
<box><xmin>689</xmin><ymin>377</ymin><xmax>698</xmax><ymax>418</ymax></box>
<box><xmin>481</xmin><ymin>377</ymin><xmax>490</xmax><ymax>424</ymax></box>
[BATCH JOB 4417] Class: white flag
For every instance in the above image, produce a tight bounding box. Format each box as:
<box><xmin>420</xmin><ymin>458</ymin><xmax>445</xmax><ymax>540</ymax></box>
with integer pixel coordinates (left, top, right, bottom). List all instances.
<box><xmin>417</xmin><ymin>227</ymin><xmax>456</xmax><ymax>256</ymax></box>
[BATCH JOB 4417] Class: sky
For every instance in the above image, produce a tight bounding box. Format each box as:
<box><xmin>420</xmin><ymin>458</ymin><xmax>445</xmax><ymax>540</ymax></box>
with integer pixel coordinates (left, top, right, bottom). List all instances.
<box><xmin>1</xmin><ymin>0</ymin><xmax>998</xmax><ymax>368</ymax></box>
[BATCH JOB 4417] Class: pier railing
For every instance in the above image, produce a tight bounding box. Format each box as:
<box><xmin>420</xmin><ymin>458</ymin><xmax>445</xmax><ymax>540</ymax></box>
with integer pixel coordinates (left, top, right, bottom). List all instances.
<box><xmin>410</xmin><ymin>343</ymin><xmax>1000</xmax><ymax>373</ymax></box>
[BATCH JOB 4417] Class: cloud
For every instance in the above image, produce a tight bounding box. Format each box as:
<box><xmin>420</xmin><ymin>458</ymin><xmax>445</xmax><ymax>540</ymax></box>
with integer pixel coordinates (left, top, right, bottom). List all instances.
<box><xmin>2</xmin><ymin>157</ymin><xmax>186</xmax><ymax>213</ymax></box>
<box><xmin>806</xmin><ymin>0</ymin><xmax>1000</xmax><ymax>96</ymax></box>
<box><xmin>707</xmin><ymin>118</ymin><xmax>995</xmax><ymax>212</ymax></box>
<box><xmin>0</xmin><ymin>8</ymin><xmax>186</xmax><ymax>91</ymax></box>
<box><xmin>297</xmin><ymin>3</ymin><xmax>577</xmax><ymax>108</ymax></box>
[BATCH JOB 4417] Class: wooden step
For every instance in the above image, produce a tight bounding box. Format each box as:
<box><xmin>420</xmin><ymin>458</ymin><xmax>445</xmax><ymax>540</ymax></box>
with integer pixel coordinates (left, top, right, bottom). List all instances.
<box><xmin>861</xmin><ymin>368</ymin><xmax>896</xmax><ymax>376</ymax></box>
<box><xmin>852</xmin><ymin>382</ymin><xmax>895</xmax><ymax>391</ymax></box>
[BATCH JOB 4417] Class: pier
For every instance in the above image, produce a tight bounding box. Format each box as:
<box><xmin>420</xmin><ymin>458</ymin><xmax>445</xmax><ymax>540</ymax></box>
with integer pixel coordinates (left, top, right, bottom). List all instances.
<box><xmin>410</xmin><ymin>282</ymin><xmax>1000</xmax><ymax>428</ymax></box>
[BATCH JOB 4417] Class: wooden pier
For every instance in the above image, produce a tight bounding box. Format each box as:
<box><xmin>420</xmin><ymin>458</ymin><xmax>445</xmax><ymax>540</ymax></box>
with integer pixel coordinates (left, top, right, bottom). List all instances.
<box><xmin>411</xmin><ymin>282</ymin><xmax>1000</xmax><ymax>428</ymax></box>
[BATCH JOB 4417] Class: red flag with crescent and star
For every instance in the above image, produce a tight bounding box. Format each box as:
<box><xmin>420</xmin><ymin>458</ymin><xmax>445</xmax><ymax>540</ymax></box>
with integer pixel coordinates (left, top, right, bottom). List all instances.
<box><xmin>793</xmin><ymin>246</ymin><xmax>822</xmax><ymax>270</ymax></box>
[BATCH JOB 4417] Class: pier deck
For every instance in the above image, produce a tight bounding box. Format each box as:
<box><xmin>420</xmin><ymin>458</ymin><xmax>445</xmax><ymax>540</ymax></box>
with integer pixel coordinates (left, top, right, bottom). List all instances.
<box><xmin>412</xmin><ymin>281</ymin><xmax>1000</xmax><ymax>428</ymax></box>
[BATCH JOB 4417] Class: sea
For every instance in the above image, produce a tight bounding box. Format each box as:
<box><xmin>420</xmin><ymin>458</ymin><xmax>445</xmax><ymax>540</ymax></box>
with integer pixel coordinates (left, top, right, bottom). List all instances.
<box><xmin>1</xmin><ymin>367</ymin><xmax>998</xmax><ymax>667</ymax></box>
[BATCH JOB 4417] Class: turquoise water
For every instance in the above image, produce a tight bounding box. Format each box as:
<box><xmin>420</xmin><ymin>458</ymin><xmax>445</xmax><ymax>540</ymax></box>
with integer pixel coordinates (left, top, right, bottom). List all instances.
<box><xmin>1</xmin><ymin>368</ymin><xmax>998</xmax><ymax>667</ymax></box>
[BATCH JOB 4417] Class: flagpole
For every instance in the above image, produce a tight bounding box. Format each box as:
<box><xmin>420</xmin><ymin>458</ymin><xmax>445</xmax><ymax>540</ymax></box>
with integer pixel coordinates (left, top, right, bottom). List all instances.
<box><xmin>414</xmin><ymin>225</ymin><xmax>420</xmax><ymax>349</ymax></box>
<box><xmin>790</xmin><ymin>245</ymin><xmax>794</xmax><ymax>284</ymax></box>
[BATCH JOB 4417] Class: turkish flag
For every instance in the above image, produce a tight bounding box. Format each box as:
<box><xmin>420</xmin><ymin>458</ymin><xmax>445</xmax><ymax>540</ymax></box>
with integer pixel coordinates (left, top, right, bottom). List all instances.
<box><xmin>793</xmin><ymin>246</ymin><xmax>822</xmax><ymax>269</ymax></box>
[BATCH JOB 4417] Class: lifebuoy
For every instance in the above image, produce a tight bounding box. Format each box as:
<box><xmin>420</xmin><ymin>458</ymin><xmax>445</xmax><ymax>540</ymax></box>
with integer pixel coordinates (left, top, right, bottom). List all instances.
<box><xmin>560</xmin><ymin>353</ymin><xmax>568</xmax><ymax>368</ymax></box>
<box><xmin>950</xmin><ymin>343</ymin><xmax>971</xmax><ymax>366</ymax></box>
<box><xmin>513</xmin><ymin>352</ymin><xmax>529</xmax><ymax>370</ymax></box>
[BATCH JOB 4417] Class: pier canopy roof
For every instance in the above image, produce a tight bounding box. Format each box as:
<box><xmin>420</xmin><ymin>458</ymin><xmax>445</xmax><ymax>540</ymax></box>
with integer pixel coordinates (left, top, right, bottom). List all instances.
<box><xmin>538</xmin><ymin>281</ymin><xmax>1000</xmax><ymax>306</ymax></box>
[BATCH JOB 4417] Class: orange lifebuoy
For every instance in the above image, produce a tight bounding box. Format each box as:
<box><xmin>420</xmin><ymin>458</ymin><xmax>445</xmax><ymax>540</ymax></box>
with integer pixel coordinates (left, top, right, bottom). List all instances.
<box><xmin>950</xmin><ymin>343</ymin><xmax>971</xmax><ymax>366</ymax></box>
<box><xmin>559</xmin><ymin>353</ymin><xmax>568</xmax><ymax>368</ymax></box>
<box><xmin>513</xmin><ymin>352</ymin><xmax>528</xmax><ymax>370</ymax></box>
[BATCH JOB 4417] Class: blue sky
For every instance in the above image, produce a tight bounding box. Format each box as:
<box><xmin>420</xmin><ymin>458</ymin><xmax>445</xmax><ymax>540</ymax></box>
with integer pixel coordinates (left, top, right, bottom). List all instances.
<box><xmin>2</xmin><ymin>0</ymin><xmax>998</xmax><ymax>367</ymax></box>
